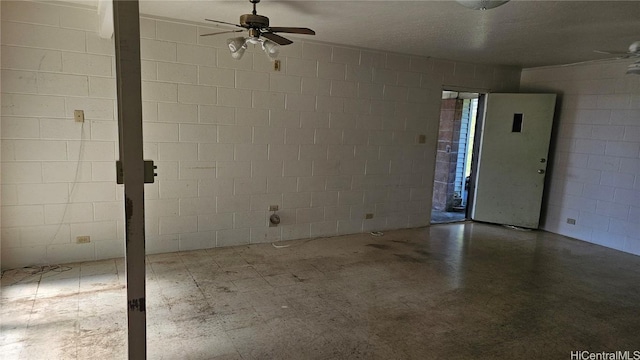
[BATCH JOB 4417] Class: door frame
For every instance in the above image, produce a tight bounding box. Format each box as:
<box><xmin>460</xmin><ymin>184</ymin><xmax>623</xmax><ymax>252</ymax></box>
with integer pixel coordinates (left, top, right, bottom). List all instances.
<box><xmin>430</xmin><ymin>87</ymin><xmax>487</xmax><ymax>224</ymax></box>
<box><xmin>464</xmin><ymin>93</ymin><xmax>486</xmax><ymax>220</ymax></box>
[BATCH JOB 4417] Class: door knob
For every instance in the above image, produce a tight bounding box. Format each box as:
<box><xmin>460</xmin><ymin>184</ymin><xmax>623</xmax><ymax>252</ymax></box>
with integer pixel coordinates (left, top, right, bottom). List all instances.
<box><xmin>537</xmin><ymin>169</ymin><xmax>545</xmax><ymax>174</ymax></box>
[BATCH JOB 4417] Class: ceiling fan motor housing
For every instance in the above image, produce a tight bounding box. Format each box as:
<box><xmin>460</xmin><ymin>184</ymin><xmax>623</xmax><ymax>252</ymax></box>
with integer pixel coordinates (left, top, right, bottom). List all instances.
<box><xmin>240</xmin><ymin>14</ymin><xmax>269</xmax><ymax>28</ymax></box>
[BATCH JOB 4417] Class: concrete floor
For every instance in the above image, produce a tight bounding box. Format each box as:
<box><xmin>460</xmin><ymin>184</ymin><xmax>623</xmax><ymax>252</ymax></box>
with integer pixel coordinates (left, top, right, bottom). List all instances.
<box><xmin>2</xmin><ymin>223</ymin><xmax>640</xmax><ymax>359</ymax></box>
<box><xmin>430</xmin><ymin>209</ymin><xmax>467</xmax><ymax>224</ymax></box>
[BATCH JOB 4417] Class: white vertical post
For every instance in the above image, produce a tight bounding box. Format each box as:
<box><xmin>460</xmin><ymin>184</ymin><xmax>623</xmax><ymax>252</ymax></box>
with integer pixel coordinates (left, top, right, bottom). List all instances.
<box><xmin>112</xmin><ymin>1</ymin><xmax>146</xmax><ymax>359</ymax></box>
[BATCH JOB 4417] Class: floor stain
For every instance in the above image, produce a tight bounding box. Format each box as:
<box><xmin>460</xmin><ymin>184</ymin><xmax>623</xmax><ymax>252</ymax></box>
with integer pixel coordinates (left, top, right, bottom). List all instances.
<box><xmin>292</xmin><ymin>274</ymin><xmax>306</xmax><ymax>282</ymax></box>
<box><xmin>393</xmin><ymin>254</ymin><xmax>426</xmax><ymax>263</ymax></box>
<box><xmin>414</xmin><ymin>249</ymin><xmax>431</xmax><ymax>257</ymax></box>
<box><xmin>51</xmin><ymin>285</ymin><xmax>126</xmax><ymax>300</ymax></box>
<box><xmin>366</xmin><ymin>244</ymin><xmax>391</xmax><ymax>250</ymax></box>
<box><xmin>391</xmin><ymin>240</ymin><xmax>416</xmax><ymax>247</ymax></box>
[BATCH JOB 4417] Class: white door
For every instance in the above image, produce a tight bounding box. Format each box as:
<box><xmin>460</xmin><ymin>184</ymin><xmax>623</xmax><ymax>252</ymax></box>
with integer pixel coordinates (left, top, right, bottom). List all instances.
<box><xmin>471</xmin><ymin>93</ymin><xmax>556</xmax><ymax>228</ymax></box>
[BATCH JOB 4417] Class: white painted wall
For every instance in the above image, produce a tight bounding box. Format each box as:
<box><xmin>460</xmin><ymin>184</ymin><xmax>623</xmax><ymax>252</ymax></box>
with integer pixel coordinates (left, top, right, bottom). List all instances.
<box><xmin>0</xmin><ymin>0</ymin><xmax>520</xmax><ymax>269</ymax></box>
<box><xmin>521</xmin><ymin>61</ymin><xmax>640</xmax><ymax>255</ymax></box>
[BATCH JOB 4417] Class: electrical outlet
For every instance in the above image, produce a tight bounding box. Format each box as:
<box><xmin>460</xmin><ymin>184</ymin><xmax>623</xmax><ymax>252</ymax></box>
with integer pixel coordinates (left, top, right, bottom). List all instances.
<box><xmin>76</xmin><ymin>236</ymin><xmax>91</xmax><ymax>244</ymax></box>
<box><xmin>567</xmin><ymin>218</ymin><xmax>576</xmax><ymax>225</ymax></box>
<box><xmin>269</xmin><ymin>205</ymin><xmax>279</xmax><ymax>211</ymax></box>
<box><xmin>74</xmin><ymin>109</ymin><xmax>85</xmax><ymax>123</ymax></box>
<box><xmin>365</xmin><ymin>213</ymin><xmax>374</xmax><ymax>219</ymax></box>
<box><xmin>274</xmin><ymin>59</ymin><xmax>281</xmax><ymax>72</ymax></box>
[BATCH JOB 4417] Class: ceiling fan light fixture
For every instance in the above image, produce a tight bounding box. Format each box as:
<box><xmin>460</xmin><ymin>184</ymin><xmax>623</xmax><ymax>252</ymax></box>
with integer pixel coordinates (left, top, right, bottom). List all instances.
<box><xmin>247</xmin><ymin>37</ymin><xmax>262</xmax><ymax>45</ymax></box>
<box><xmin>627</xmin><ymin>61</ymin><xmax>640</xmax><ymax>75</ymax></box>
<box><xmin>230</xmin><ymin>47</ymin><xmax>246</xmax><ymax>60</ymax></box>
<box><xmin>205</xmin><ymin>0</ymin><xmax>315</xmax><ymax>61</ymax></box>
<box><xmin>227</xmin><ymin>37</ymin><xmax>247</xmax><ymax>60</ymax></box>
<box><xmin>456</xmin><ymin>0</ymin><xmax>510</xmax><ymax>10</ymax></box>
<box><xmin>262</xmin><ymin>40</ymin><xmax>280</xmax><ymax>59</ymax></box>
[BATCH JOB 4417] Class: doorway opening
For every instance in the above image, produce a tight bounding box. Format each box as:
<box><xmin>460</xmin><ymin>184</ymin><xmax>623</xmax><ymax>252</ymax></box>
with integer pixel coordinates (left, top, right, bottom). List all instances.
<box><xmin>431</xmin><ymin>91</ymin><xmax>480</xmax><ymax>224</ymax></box>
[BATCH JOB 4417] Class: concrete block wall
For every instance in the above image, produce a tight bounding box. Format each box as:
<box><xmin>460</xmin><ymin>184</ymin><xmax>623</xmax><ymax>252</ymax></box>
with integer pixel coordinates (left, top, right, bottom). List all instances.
<box><xmin>521</xmin><ymin>61</ymin><xmax>640</xmax><ymax>255</ymax></box>
<box><xmin>0</xmin><ymin>0</ymin><xmax>520</xmax><ymax>269</ymax></box>
<box><xmin>1</xmin><ymin>1</ymin><xmax>123</xmax><ymax>269</ymax></box>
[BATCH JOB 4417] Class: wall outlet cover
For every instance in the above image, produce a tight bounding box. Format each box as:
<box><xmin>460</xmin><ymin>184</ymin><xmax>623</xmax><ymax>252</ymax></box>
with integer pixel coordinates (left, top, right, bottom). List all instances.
<box><xmin>74</xmin><ymin>109</ymin><xmax>85</xmax><ymax>123</ymax></box>
<box><xmin>76</xmin><ymin>236</ymin><xmax>91</xmax><ymax>244</ymax></box>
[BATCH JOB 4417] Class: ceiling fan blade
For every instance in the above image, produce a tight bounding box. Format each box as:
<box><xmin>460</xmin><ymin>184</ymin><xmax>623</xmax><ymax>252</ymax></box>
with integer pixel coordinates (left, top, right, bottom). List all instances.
<box><xmin>261</xmin><ymin>32</ymin><xmax>293</xmax><ymax>45</ymax></box>
<box><xmin>267</xmin><ymin>27</ymin><xmax>315</xmax><ymax>35</ymax></box>
<box><xmin>205</xmin><ymin>18</ymin><xmax>244</xmax><ymax>28</ymax></box>
<box><xmin>594</xmin><ymin>50</ymin><xmax>629</xmax><ymax>56</ymax></box>
<box><xmin>560</xmin><ymin>57</ymin><xmax>623</xmax><ymax>67</ymax></box>
<box><xmin>200</xmin><ymin>30</ymin><xmax>244</xmax><ymax>37</ymax></box>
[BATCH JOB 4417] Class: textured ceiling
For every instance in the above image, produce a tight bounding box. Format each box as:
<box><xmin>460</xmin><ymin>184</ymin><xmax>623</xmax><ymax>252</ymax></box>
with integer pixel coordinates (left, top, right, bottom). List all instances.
<box><xmin>133</xmin><ymin>1</ymin><xmax>640</xmax><ymax>68</ymax></box>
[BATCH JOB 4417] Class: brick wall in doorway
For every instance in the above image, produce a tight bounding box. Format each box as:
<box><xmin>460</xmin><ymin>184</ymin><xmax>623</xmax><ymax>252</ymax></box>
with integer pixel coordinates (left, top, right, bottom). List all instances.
<box><xmin>432</xmin><ymin>98</ymin><xmax>463</xmax><ymax>211</ymax></box>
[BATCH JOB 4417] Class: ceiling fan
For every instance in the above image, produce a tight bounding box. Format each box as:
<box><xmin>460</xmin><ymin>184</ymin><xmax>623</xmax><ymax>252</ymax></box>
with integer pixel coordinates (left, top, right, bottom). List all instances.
<box><xmin>564</xmin><ymin>41</ymin><xmax>640</xmax><ymax>74</ymax></box>
<box><xmin>200</xmin><ymin>0</ymin><xmax>315</xmax><ymax>60</ymax></box>
<box><xmin>594</xmin><ymin>41</ymin><xmax>640</xmax><ymax>75</ymax></box>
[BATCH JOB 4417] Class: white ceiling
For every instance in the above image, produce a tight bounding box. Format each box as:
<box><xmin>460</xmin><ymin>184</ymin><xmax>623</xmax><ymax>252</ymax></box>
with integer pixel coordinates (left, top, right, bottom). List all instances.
<box><xmin>133</xmin><ymin>1</ymin><xmax>639</xmax><ymax>68</ymax></box>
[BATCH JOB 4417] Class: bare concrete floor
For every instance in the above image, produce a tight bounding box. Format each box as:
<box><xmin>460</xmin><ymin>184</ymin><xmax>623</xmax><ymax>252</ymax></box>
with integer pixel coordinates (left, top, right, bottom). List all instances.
<box><xmin>430</xmin><ymin>209</ymin><xmax>466</xmax><ymax>224</ymax></box>
<box><xmin>2</xmin><ymin>223</ymin><xmax>640</xmax><ymax>359</ymax></box>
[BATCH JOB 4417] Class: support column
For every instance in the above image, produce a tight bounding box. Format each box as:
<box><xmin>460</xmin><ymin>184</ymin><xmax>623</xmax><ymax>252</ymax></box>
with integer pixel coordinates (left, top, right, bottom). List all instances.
<box><xmin>113</xmin><ymin>1</ymin><xmax>146</xmax><ymax>359</ymax></box>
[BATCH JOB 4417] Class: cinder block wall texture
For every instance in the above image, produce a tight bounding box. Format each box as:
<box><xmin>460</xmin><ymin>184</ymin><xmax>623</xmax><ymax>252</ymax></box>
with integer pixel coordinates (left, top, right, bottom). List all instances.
<box><xmin>0</xmin><ymin>1</ymin><xmax>520</xmax><ymax>269</ymax></box>
<box><xmin>521</xmin><ymin>62</ymin><xmax>640</xmax><ymax>256</ymax></box>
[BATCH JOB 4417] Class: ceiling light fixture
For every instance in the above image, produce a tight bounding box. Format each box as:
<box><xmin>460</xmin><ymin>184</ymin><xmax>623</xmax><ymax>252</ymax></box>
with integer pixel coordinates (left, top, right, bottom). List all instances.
<box><xmin>226</xmin><ymin>36</ymin><xmax>280</xmax><ymax>60</ymax></box>
<box><xmin>262</xmin><ymin>40</ymin><xmax>280</xmax><ymax>59</ymax></box>
<box><xmin>592</xmin><ymin>41</ymin><xmax>640</xmax><ymax>75</ymax></box>
<box><xmin>456</xmin><ymin>0</ymin><xmax>510</xmax><ymax>10</ymax></box>
<box><xmin>227</xmin><ymin>37</ymin><xmax>247</xmax><ymax>60</ymax></box>
<box><xmin>202</xmin><ymin>0</ymin><xmax>314</xmax><ymax>61</ymax></box>
<box><xmin>627</xmin><ymin>60</ymin><xmax>640</xmax><ymax>75</ymax></box>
